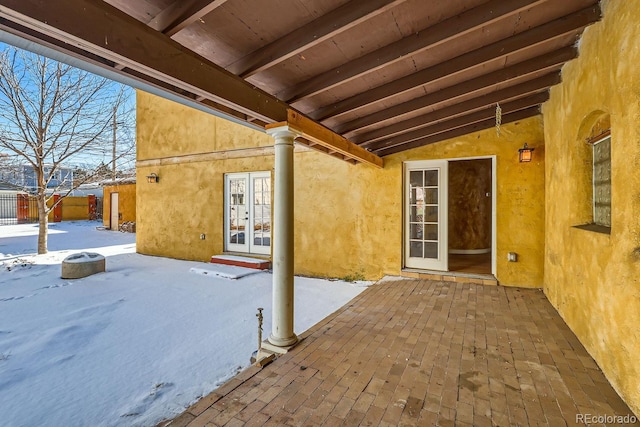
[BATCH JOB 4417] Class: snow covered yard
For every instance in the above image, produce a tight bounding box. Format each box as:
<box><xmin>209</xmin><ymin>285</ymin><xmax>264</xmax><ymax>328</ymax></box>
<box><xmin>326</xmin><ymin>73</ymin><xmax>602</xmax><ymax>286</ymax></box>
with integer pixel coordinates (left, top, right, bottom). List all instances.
<box><xmin>0</xmin><ymin>221</ymin><xmax>368</xmax><ymax>427</ymax></box>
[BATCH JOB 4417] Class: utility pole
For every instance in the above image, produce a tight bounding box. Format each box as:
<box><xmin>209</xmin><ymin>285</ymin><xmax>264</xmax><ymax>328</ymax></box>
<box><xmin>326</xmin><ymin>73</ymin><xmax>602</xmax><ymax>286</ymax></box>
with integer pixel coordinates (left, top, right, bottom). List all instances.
<box><xmin>112</xmin><ymin>106</ymin><xmax>117</xmax><ymax>181</ymax></box>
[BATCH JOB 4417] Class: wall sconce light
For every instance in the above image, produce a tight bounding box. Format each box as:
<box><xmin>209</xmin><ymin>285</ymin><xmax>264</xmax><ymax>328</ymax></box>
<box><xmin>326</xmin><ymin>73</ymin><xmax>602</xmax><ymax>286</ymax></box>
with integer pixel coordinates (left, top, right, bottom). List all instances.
<box><xmin>146</xmin><ymin>173</ymin><xmax>159</xmax><ymax>184</ymax></box>
<box><xmin>518</xmin><ymin>143</ymin><xmax>534</xmax><ymax>163</ymax></box>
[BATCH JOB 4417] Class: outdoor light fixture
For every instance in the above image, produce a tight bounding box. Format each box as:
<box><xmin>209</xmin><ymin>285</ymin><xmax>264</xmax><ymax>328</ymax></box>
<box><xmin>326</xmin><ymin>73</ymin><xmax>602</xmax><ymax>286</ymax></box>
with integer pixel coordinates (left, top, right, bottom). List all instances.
<box><xmin>518</xmin><ymin>143</ymin><xmax>534</xmax><ymax>163</ymax></box>
<box><xmin>146</xmin><ymin>173</ymin><xmax>159</xmax><ymax>184</ymax></box>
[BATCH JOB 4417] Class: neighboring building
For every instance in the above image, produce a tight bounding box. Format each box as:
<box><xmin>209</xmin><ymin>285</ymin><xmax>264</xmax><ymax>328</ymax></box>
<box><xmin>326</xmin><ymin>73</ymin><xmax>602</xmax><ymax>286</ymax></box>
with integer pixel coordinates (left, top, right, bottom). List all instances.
<box><xmin>0</xmin><ymin>181</ymin><xmax>24</xmax><ymax>194</ymax></box>
<box><xmin>134</xmin><ymin>2</ymin><xmax>640</xmax><ymax>415</ymax></box>
<box><xmin>102</xmin><ymin>179</ymin><xmax>136</xmax><ymax>231</ymax></box>
<box><xmin>69</xmin><ymin>183</ymin><xmax>103</xmax><ymax>198</ymax></box>
<box><xmin>0</xmin><ymin>164</ymin><xmax>74</xmax><ymax>192</ymax></box>
<box><xmin>21</xmin><ymin>164</ymin><xmax>74</xmax><ymax>191</ymax></box>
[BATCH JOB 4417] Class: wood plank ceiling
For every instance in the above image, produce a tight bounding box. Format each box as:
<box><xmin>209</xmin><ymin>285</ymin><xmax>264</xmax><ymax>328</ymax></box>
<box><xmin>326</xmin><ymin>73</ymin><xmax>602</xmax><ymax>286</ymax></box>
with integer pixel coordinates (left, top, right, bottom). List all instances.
<box><xmin>0</xmin><ymin>0</ymin><xmax>601</xmax><ymax>161</ymax></box>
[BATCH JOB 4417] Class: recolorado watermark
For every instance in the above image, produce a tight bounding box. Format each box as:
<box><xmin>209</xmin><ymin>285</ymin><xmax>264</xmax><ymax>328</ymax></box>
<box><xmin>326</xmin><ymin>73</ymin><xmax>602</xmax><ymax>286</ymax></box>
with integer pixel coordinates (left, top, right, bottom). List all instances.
<box><xmin>576</xmin><ymin>413</ymin><xmax>638</xmax><ymax>424</ymax></box>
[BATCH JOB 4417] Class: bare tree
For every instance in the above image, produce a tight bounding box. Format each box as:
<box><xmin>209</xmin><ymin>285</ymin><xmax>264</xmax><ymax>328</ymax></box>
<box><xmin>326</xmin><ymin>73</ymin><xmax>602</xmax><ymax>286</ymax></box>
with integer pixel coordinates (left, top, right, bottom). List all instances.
<box><xmin>0</xmin><ymin>45</ymin><xmax>135</xmax><ymax>254</ymax></box>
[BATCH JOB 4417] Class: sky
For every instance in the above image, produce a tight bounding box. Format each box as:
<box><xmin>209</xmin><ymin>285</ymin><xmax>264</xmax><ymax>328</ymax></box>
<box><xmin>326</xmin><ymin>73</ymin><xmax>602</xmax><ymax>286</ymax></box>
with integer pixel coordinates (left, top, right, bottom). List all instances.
<box><xmin>0</xmin><ymin>41</ymin><xmax>137</xmax><ymax>172</ymax></box>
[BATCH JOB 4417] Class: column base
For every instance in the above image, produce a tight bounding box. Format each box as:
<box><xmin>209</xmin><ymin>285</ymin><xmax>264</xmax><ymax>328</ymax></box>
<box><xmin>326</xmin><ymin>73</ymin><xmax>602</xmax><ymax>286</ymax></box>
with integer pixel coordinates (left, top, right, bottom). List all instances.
<box><xmin>266</xmin><ymin>334</ymin><xmax>298</xmax><ymax>352</ymax></box>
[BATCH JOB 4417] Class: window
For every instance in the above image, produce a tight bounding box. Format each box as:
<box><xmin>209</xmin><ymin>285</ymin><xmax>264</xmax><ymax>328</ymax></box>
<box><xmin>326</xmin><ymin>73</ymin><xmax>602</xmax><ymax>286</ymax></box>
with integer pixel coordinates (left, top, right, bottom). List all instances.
<box><xmin>591</xmin><ymin>133</ymin><xmax>611</xmax><ymax>228</ymax></box>
<box><xmin>574</xmin><ymin>112</ymin><xmax>611</xmax><ymax>233</ymax></box>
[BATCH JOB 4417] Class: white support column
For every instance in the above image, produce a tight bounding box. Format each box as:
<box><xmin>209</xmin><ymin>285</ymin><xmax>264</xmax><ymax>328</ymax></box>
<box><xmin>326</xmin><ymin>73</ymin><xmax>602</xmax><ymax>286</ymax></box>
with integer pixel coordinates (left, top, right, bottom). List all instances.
<box><xmin>266</xmin><ymin>126</ymin><xmax>298</xmax><ymax>348</ymax></box>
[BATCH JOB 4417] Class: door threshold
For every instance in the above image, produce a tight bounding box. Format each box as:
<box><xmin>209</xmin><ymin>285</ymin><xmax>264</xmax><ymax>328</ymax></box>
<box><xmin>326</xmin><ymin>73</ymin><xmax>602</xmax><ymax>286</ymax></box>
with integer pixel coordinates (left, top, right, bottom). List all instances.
<box><xmin>211</xmin><ymin>254</ymin><xmax>271</xmax><ymax>270</ymax></box>
<box><xmin>221</xmin><ymin>252</ymin><xmax>271</xmax><ymax>261</ymax></box>
<box><xmin>401</xmin><ymin>268</ymin><xmax>498</xmax><ymax>286</ymax></box>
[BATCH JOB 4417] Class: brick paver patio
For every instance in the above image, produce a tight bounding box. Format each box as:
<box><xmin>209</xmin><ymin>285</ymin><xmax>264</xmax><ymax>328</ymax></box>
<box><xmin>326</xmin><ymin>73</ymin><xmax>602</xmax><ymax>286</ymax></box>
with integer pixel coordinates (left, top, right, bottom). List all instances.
<box><xmin>167</xmin><ymin>279</ymin><xmax>638</xmax><ymax>426</ymax></box>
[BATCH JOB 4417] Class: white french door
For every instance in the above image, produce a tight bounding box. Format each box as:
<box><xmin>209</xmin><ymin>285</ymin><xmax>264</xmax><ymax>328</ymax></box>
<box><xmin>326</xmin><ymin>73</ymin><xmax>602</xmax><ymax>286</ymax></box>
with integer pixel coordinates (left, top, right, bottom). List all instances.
<box><xmin>404</xmin><ymin>161</ymin><xmax>448</xmax><ymax>270</ymax></box>
<box><xmin>224</xmin><ymin>172</ymin><xmax>271</xmax><ymax>255</ymax></box>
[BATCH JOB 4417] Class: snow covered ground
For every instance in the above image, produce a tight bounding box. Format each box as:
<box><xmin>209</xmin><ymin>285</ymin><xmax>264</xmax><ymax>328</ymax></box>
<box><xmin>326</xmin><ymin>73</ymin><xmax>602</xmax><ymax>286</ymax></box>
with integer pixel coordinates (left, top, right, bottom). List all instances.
<box><xmin>0</xmin><ymin>221</ymin><xmax>368</xmax><ymax>427</ymax></box>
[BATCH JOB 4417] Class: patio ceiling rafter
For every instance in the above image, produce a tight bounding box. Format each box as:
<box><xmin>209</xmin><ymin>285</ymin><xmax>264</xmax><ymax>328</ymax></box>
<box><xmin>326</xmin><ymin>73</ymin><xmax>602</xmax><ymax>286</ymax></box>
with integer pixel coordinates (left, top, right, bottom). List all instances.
<box><xmin>337</xmin><ymin>46</ymin><xmax>576</xmax><ymax>135</ymax></box>
<box><xmin>227</xmin><ymin>0</ymin><xmax>406</xmax><ymax>78</ymax></box>
<box><xmin>0</xmin><ymin>0</ymin><xmax>378</xmax><ymax>166</ymax></box>
<box><xmin>376</xmin><ymin>106</ymin><xmax>541</xmax><ymax>157</ymax></box>
<box><xmin>147</xmin><ymin>0</ymin><xmax>230</xmax><ymax>37</ymax></box>
<box><xmin>0</xmin><ymin>0</ymin><xmax>287</xmax><ymax>121</ymax></box>
<box><xmin>311</xmin><ymin>4</ymin><xmax>600</xmax><ymax>122</ymax></box>
<box><xmin>279</xmin><ymin>0</ymin><xmax>546</xmax><ymax>103</ymax></box>
<box><xmin>354</xmin><ymin>72</ymin><xmax>561</xmax><ymax>146</ymax></box>
<box><xmin>0</xmin><ymin>0</ymin><xmax>601</xmax><ymax>158</ymax></box>
<box><xmin>267</xmin><ymin>110</ymin><xmax>384</xmax><ymax>168</ymax></box>
<box><xmin>368</xmin><ymin>92</ymin><xmax>549</xmax><ymax>153</ymax></box>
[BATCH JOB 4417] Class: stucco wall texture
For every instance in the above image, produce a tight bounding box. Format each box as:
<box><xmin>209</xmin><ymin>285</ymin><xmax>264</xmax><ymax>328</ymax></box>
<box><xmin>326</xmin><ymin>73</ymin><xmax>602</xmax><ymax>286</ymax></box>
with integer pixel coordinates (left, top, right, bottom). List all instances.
<box><xmin>386</xmin><ymin>119</ymin><xmax>545</xmax><ymax>287</ymax></box>
<box><xmin>136</xmin><ymin>91</ymin><xmax>545</xmax><ymax>287</ymax></box>
<box><xmin>542</xmin><ymin>0</ymin><xmax>640</xmax><ymax>416</ymax></box>
<box><xmin>60</xmin><ymin>196</ymin><xmax>93</xmax><ymax>221</ymax></box>
<box><xmin>448</xmin><ymin>159</ymin><xmax>493</xmax><ymax>251</ymax></box>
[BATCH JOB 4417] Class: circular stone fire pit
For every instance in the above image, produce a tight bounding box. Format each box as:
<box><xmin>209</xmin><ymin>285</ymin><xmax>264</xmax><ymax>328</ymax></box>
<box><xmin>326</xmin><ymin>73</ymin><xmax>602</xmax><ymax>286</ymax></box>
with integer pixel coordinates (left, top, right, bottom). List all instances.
<box><xmin>61</xmin><ymin>252</ymin><xmax>106</xmax><ymax>279</ymax></box>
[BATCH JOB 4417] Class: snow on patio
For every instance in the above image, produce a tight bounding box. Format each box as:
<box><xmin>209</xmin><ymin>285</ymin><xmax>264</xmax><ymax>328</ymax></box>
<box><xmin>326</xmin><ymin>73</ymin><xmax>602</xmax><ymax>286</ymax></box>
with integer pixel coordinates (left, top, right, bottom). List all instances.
<box><xmin>0</xmin><ymin>221</ymin><xmax>368</xmax><ymax>427</ymax></box>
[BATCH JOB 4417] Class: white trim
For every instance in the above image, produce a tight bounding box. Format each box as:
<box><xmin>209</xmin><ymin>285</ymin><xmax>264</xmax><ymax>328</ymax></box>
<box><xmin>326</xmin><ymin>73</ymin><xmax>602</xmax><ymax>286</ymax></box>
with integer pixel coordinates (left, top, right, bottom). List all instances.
<box><xmin>591</xmin><ymin>135</ymin><xmax>611</xmax><ymax>227</ymax></box>
<box><xmin>248</xmin><ymin>172</ymin><xmax>272</xmax><ymax>256</ymax></box>
<box><xmin>404</xmin><ymin>155</ymin><xmax>497</xmax><ymax>276</ymax></box>
<box><xmin>224</xmin><ymin>173</ymin><xmax>248</xmax><ymax>253</ymax></box>
<box><xmin>403</xmin><ymin>160</ymin><xmax>449</xmax><ymax>271</ymax></box>
<box><xmin>491</xmin><ymin>155</ymin><xmax>497</xmax><ymax>276</ymax></box>
<box><xmin>224</xmin><ymin>171</ymin><xmax>271</xmax><ymax>255</ymax></box>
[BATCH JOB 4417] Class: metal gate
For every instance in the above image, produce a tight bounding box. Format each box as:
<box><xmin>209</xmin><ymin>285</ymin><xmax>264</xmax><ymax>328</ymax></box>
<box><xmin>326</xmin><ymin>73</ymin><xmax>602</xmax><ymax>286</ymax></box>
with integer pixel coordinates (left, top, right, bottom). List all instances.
<box><xmin>0</xmin><ymin>194</ymin><xmax>38</xmax><ymax>225</ymax></box>
<box><xmin>95</xmin><ymin>197</ymin><xmax>103</xmax><ymax>220</ymax></box>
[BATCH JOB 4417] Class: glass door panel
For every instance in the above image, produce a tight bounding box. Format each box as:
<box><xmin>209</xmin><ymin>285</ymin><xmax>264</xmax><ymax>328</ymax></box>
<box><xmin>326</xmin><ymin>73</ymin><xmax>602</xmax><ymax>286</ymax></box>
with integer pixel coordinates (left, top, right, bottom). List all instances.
<box><xmin>404</xmin><ymin>161</ymin><xmax>448</xmax><ymax>270</ymax></box>
<box><xmin>225</xmin><ymin>172</ymin><xmax>271</xmax><ymax>255</ymax></box>
<box><xmin>225</xmin><ymin>175</ymin><xmax>248</xmax><ymax>252</ymax></box>
<box><xmin>250</xmin><ymin>174</ymin><xmax>271</xmax><ymax>254</ymax></box>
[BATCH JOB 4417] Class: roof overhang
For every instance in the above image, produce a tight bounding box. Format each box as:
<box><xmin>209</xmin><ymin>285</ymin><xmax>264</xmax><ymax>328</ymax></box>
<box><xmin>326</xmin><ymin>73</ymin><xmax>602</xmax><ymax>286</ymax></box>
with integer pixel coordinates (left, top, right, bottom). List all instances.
<box><xmin>0</xmin><ymin>0</ymin><xmax>602</xmax><ymax>162</ymax></box>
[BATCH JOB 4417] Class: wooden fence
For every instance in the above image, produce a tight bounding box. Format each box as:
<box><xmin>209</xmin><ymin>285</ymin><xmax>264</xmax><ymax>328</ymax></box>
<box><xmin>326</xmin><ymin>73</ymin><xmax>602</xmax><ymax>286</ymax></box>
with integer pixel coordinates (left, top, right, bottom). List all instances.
<box><xmin>0</xmin><ymin>194</ymin><xmax>99</xmax><ymax>225</ymax></box>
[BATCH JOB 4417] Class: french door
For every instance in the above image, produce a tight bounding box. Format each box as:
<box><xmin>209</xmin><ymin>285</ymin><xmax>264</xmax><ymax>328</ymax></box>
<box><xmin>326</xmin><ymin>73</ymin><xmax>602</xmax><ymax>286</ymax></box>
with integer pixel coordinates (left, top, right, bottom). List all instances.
<box><xmin>224</xmin><ymin>172</ymin><xmax>271</xmax><ymax>255</ymax></box>
<box><xmin>404</xmin><ymin>161</ymin><xmax>448</xmax><ymax>270</ymax></box>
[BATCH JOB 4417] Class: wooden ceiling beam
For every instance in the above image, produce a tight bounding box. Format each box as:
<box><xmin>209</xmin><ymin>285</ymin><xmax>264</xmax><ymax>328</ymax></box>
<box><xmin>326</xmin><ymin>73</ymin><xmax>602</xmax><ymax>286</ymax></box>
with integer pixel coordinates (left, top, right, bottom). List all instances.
<box><xmin>279</xmin><ymin>0</ymin><xmax>545</xmax><ymax>103</ymax></box>
<box><xmin>311</xmin><ymin>4</ymin><xmax>600</xmax><ymax>121</ymax></box>
<box><xmin>228</xmin><ymin>0</ymin><xmax>405</xmax><ymax>78</ymax></box>
<box><xmin>375</xmin><ymin>107</ymin><xmax>541</xmax><ymax>157</ymax></box>
<box><xmin>336</xmin><ymin>47</ymin><xmax>575</xmax><ymax>134</ymax></box>
<box><xmin>0</xmin><ymin>17</ymin><xmax>258</xmax><ymax>126</ymax></box>
<box><xmin>0</xmin><ymin>0</ymin><xmax>289</xmax><ymax>123</ymax></box>
<box><xmin>0</xmin><ymin>0</ymin><xmax>370</xmax><ymax>165</ymax></box>
<box><xmin>119</xmin><ymin>66</ymin><xmax>253</xmax><ymax>122</ymax></box>
<box><xmin>148</xmin><ymin>0</ymin><xmax>229</xmax><ymax>37</ymax></box>
<box><xmin>353</xmin><ymin>72</ymin><xmax>560</xmax><ymax>145</ymax></box>
<box><xmin>296</xmin><ymin>137</ymin><xmax>328</xmax><ymax>152</ymax></box>
<box><xmin>294</xmin><ymin>137</ymin><xmax>359</xmax><ymax>164</ymax></box>
<box><xmin>368</xmin><ymin>92</ymin><xmax>549</xmax><ymax>152</ymax></box>
<box><xmin>267</xmin><ymin>110</ymin><xmax>383</xmax><ymax>168</ymax></box>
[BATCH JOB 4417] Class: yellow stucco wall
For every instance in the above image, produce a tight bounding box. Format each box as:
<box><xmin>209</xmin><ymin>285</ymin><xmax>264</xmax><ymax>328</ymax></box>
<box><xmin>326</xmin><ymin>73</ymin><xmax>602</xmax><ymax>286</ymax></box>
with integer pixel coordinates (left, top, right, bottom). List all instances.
<box><xmin>386</xmin><ymin>119</ymin><xmax>546</xmax><ymax>287</ymax></box>
<box><xmin>40</xmin><ymin>196</ymin><xmax>92</xmax><ymax>222</ymax></box>
<box><xmin>137</xmin><ymin>91</ymin><xmax>545</xmax><ymax>287</ymax></box>
<box><xmin>137</xmin><ymin>91</ymin><xmax>272</xmax><ymax>160</ymax></box>
<box><xmin>61</xmin><ymin>196</ymin><xmax>91</xmax><ymax>221</ymax></box>
<box><xmin>103</xmin><ymin>183</ymin><xmax>137</xmax><ymax>229</ymax></box>
<box><xmin>542</xmin><ymin>0</ymin><xmax>640</xmax><ymax>416</ymax></box>
<box><xmin>137</xmin><ymin>158</ymin><xmax>269</xmax><ymax>260</ymax></box>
